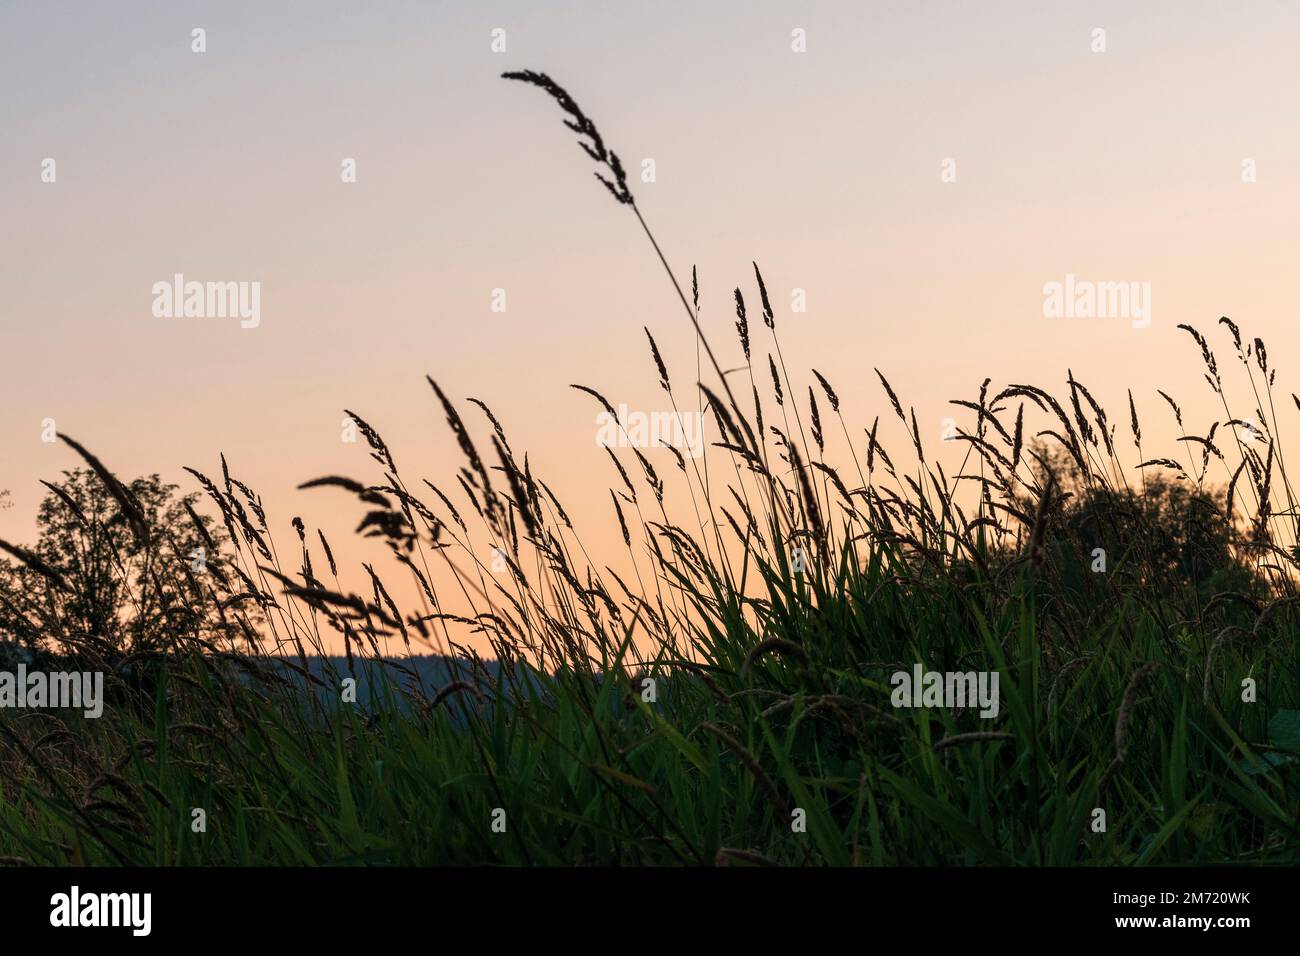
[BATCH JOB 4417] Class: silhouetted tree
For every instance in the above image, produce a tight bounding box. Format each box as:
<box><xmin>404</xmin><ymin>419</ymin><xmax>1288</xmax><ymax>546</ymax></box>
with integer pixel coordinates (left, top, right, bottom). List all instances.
<box><xmin>0</xmin><ymin>470</ymin><xmax>237</xmax><ymax>661</ymax></box>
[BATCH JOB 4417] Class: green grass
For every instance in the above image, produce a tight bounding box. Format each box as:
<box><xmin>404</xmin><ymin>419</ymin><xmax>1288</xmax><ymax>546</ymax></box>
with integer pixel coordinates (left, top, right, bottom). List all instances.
<box><xmin>2</xmin><ymin>522</ymin><xmax>1298</xmax><ymax>866</ymax></box>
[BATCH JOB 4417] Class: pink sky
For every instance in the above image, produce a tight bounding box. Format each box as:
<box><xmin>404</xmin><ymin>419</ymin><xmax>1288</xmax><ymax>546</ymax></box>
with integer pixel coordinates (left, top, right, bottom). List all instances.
<box><xmin>4</xmin><ymin>1</ymin><xmax>1300</xmax><ymax>654</ymax></box>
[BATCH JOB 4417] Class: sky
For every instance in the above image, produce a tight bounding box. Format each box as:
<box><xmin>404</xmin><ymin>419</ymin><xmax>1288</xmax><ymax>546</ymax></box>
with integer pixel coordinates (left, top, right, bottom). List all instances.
<box><xmin>3</xmin><ymin>1</ymin><xmax>1300</xmax><ymax>653</ymax></box>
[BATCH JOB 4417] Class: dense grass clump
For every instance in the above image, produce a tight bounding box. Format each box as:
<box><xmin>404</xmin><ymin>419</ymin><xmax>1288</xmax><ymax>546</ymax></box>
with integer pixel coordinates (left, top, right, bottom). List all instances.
<box><xmin>1</xmin><ymin>71</ymin><xmax>1299</xmax><ymax>866</ymax></box>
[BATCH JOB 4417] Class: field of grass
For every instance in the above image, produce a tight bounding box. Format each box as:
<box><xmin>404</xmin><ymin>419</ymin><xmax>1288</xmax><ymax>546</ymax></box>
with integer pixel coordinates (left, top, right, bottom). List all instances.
<box><xmin>1</xmin><ymin>71</ymin><xmax>1298</xmax><ymax>867</ymax></box>
<box><xmin>3</xmin><ymin>544</ymin><xmax>1299</xmax><ymax>866</ymax></box>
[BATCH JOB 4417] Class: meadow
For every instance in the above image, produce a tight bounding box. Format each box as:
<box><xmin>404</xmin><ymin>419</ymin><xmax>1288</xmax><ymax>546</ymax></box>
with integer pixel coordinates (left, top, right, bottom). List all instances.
<box><xmin>0</xmin><ymin>72</ymin><xmax>1297</xmax><ymax>867</ymax></box>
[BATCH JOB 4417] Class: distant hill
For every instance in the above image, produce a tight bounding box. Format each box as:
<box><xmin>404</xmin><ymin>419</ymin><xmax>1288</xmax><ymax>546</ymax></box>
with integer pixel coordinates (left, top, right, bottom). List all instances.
<box><xmin>276</xmin><ymin>654</ymin><xmax>505</xmax><ymax>714</ymax></box>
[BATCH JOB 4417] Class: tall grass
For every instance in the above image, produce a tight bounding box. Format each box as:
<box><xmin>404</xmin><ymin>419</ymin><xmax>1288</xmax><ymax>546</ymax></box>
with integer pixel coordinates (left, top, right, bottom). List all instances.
<box><xmin>0</xmin><ymin>71</ymin><xmax>1297</xmax><ymax>866</ymax></box>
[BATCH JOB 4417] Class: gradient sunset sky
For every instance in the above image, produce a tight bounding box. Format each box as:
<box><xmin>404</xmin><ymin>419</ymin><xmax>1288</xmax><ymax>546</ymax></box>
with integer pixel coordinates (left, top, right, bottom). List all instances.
<box><xmin>4</xmin><ymin>1</ymin><xmax>1300</xmax><ymax>652</ymax></box>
